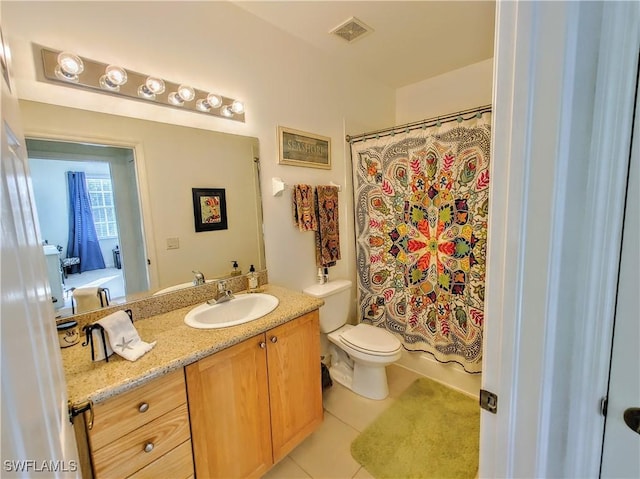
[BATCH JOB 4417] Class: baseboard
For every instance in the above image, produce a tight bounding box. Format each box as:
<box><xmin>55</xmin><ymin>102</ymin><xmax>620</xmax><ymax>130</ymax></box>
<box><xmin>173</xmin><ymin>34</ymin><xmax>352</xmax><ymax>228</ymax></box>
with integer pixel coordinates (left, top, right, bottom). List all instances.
<box><xmin>396</xmin><ymin>350</ymin><xmax>481</xmax><ymax>398</ymax></box>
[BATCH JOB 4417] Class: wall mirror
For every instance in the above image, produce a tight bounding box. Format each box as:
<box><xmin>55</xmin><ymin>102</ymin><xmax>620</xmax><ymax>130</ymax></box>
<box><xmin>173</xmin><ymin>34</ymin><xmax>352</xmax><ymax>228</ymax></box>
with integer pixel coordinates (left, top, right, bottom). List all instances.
<box><xmin>20</xmin><ymin>100</ymin><xmax>265</xmax><ymax>319</ymax></box>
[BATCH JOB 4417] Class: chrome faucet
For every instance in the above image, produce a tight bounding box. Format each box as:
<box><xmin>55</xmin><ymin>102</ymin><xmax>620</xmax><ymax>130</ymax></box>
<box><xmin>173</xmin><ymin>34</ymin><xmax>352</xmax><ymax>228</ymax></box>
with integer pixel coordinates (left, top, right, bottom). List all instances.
<box><xmin>192</xmin><ymin>270</ymin><xmax>205</xmax><ymax>286</ymax></box>
<box><xmin>207</xmin><ymin>280</ymin><xmax>235</xmax><ymax>305</ymax></box>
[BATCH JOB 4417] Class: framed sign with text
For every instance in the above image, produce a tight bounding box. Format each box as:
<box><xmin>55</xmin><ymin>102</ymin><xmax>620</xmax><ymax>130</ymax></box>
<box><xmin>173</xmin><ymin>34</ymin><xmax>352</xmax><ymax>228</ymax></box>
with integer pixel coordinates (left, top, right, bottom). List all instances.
<box><xmin>278</xmin><ymin>126</ymin><xmax>331</xmax><ymax>169</ymax></box>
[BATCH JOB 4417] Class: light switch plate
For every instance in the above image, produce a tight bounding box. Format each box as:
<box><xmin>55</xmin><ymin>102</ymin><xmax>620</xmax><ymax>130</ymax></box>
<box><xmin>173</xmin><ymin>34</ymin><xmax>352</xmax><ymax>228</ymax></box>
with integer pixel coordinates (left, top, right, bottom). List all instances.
<box><xmin>166</xmin><ymin>237</ymin><xmax>180</xmax><ymax>250</ymax></box>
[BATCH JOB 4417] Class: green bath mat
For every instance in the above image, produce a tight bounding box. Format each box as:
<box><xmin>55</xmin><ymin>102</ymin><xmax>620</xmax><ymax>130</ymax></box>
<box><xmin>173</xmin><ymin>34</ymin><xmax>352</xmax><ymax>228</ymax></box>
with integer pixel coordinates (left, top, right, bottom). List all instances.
<box><xmin>351</xmin><ymin>377</ymin><xmax>479</xmax><ymax>479</ymax></box>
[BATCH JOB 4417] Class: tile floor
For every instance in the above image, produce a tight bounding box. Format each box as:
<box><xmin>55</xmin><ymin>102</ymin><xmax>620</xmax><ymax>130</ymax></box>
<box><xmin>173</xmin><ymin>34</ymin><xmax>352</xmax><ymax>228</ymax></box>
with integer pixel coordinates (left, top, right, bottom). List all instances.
<box><xmin>263</xmin><ymin>364</ymin><xmax>425</xmax><ymax>479</ymax></box>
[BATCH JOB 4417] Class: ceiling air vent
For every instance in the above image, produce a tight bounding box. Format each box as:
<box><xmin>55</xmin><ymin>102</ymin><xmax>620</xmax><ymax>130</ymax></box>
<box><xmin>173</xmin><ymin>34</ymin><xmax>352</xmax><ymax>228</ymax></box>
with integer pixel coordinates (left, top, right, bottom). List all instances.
<box><xmin>330</xmin><ymin>17</ymin><xmax>373</xmax><ymax>43</ymax></box>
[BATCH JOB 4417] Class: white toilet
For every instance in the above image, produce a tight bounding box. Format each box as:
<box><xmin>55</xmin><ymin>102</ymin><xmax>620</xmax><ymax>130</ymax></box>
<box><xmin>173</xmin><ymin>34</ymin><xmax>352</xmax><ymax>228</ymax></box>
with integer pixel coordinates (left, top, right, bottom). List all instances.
<box><xmin>303</xmin><ymin>279</ymin><xmax>402</xmax><ymax>400</ymax></box>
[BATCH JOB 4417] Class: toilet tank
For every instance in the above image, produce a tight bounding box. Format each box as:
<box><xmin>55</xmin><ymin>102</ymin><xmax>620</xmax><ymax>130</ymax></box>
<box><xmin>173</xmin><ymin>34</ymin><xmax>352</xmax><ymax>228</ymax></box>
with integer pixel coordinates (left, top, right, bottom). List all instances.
<box><xmin>303</xmin><ymin>279</ymin><xmax>352</xmax><ymax>333</ymax></box>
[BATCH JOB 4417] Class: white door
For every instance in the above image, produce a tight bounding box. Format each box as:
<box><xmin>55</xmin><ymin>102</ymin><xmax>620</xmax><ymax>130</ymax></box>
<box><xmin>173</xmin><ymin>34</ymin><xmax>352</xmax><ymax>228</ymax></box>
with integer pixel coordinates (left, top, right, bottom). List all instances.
<box><xmin>0</xmin><ymin>31</ymin><xmax>80</xmax><ymax>476</ymax></box>
<box><xmin>600</xmin><ymin>69</ymin><xmax>640</xmax><ymax>478</ymax></box>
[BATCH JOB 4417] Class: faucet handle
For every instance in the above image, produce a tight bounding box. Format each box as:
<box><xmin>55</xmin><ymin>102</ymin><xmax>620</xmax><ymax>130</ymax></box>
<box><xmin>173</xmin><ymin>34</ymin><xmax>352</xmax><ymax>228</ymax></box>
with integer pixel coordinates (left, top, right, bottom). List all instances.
<box><xmin>192</xmin><ymin>270</ymin><xmax>205</xmax><ymax>285</ymax></box>
<box><xmin>217</xmin><ymin>280</ymin><xmax>226</xmax><ymax>292</ymax></box>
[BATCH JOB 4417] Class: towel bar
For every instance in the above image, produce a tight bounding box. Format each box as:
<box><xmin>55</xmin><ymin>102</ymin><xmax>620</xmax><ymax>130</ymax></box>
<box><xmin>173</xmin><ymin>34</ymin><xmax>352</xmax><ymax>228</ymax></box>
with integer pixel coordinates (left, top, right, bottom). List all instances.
<box><xmin>272</xmin><ymin>177</ymin><xmax>342</xmax><ymax>196</ymax></box>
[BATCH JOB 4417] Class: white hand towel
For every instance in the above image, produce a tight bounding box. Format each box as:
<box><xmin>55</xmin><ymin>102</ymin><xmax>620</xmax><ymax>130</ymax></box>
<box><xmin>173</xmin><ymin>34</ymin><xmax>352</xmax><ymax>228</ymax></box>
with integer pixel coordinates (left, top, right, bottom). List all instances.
<box><xmin>73</xmin><ymin>287</ymin><xmax>102</xmax><ymax>313</ymax></box>
<box><xmin>90</xmin><ymin>328</ymin><xmax>113</xmax><ymax>362</ymax></box>
<box><xmin>96</xmin><ymin>311</ymin><xmax>156</xmax><ymax>361</ymax></box>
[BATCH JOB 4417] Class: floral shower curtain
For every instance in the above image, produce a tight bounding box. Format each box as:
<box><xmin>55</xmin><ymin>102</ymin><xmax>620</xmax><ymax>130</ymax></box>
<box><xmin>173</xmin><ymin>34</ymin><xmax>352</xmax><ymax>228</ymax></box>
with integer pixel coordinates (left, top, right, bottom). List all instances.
<box><xmin>350</xmin><ymin>113</ymin><xmax>491</xmax><ymax>373</ymax></box>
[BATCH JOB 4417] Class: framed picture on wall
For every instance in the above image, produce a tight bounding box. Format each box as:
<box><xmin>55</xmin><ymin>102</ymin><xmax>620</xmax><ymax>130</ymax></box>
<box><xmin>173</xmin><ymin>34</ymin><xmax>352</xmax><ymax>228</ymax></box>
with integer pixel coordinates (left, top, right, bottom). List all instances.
<box><xmin>278</xmin><ymin>126</ymin><xmax>331</xmax><ymax>169</ymax></box>
<box><xmin>192</xmin><ymin>188</ymin><xmax>228</xmax><ymax>232</ymax></box>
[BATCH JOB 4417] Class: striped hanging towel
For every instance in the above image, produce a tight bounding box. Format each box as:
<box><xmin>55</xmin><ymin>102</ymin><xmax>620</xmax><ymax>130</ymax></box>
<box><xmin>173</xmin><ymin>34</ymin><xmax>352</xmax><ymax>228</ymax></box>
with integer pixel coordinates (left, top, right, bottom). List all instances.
<box><xmin>315</xmin><ymin>185</ymin><xmax>341</xmax><ymax>267</ymax></box>
<box><xmin>292</xmin><ymin>184</ymin><xmax>318</xmax><ymax>231</ymax></box>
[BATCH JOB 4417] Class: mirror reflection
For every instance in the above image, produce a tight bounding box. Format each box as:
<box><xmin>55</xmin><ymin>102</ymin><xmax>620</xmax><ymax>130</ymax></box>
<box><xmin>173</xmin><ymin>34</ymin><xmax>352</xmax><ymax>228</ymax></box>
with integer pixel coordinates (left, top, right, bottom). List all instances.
<box><xmin>21</xmin><ymin>100</ymin><xmax>265</xmax><ymax>319</ymax></box>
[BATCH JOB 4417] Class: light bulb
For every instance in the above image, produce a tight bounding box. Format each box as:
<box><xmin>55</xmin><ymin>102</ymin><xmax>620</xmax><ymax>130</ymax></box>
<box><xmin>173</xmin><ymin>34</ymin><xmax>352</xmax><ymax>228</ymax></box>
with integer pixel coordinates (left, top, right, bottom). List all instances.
<box><xmin>220</xmin><ymin>105</ymin><xmax>233</xmax><ymax>117</ymax></box>
<box><xmin>146</xmin><ymin>77</ymin><xmax>165</xmax><ymax>94</ymax></box>
<box><xmin>196</xmin><ymin>93</ymin><xmax>222</xmax><ymax>112</ymax></box>
<box><xmin>206</xmin><ymin>93</ymin><xmax>222</xmax><ymax>108</ymax></box>
<box><xmin>105</xmin><ymin>65</ymin><xmax>127</xmax><ymax>85</ymax></box>
<box><xmin>231</xmin><ymin>100</ymin><xmax>244</xmax><ymax>114</ymax></box>
<box><xmin>196</xmin><ymin>99</ymin><xmax>209</xmax><ymax>112</ymax></box>
<box><xmin>99</xmin><ymin>65</ymin><xmax>127</xmax><ymax>91</ymax></box>
<box><xmin>168</xmin><ymin>92</ymin><xmax>184</xmax><ymax>106</ymax></box>
<box><xmin>138</xmin><ymin>76</ymin><xmax>165</xmax><ymax>99</ymax></box>
<box><xmin>177</xmin><ymin>84</ymin><xmax>195</xmax><ymax>102</ymax></box>
<box><xmin>55</xmin><ymin>52</ymin><xmax>84</xmax><ymax>82</ymax></box>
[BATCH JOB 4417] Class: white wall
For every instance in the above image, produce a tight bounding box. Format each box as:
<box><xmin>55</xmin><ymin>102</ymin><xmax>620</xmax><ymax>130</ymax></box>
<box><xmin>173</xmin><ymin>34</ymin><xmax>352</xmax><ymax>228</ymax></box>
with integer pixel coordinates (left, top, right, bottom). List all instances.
<box><xmin>28</xmin><ymin>158</ymin><xmax>116</xmax><ymax>267</ymax></box>
<box><xmin>391</xmin><ymin>57</ymin><xmax>494</xmax><ymax>396</ymax></box>
<box><xmin>2</xmin><ymin>1</ymin><xmax>396</xmax><ymax>295</ymax></box>
<box><xmin>396</xmin><ymin>58</ymin><xmax>494</xmax><ymax>124</ymax></box>
<box><xmin>4</xmin><ymin>2</ymin><xmax>490</xmax><ymax>394</ymax></box>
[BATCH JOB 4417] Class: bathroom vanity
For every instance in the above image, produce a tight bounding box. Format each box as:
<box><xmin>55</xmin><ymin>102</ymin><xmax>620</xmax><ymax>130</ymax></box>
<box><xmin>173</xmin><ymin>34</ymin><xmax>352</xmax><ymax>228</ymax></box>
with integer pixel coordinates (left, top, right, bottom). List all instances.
<box><xmin>187</xmin><ymin>310</ymin><xmax>322</xmax><ymax>478</ymax></box>
<box><xmin>62</xmin><ymin>284</ymin><xmax>323</xmax><ymax>479</ymax></box>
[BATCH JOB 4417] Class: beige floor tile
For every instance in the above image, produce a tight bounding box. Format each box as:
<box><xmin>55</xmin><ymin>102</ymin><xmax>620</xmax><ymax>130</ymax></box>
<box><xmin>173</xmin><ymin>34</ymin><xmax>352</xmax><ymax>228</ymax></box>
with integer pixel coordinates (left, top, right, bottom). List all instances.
<box><xmin>322</xmin><ymin>364</ymin><xmax>423</xmax><ymax>432</ymax></box>
<box><xmin>352</xmin><ymin>466</ymin><xmax>375</xmax><ymax>479</ymax></box>
<box><xmin>262</xmin><ymin>457</ymin><xmax>312</xmax><ymax>479</ymax></box>
<box><xmin>288</xmin><ymin>412</ymin><xmax>361</xmax><ymax>479</ymax></box>
<box><xmin>322</xmin><ymin>381</ymin><xmax>393</xmax><ymax>432</ymax></box>
<box><xmin>386</xmin><ymin>364</ymin><xmax>423</xmax><ymax>398</ymax></box>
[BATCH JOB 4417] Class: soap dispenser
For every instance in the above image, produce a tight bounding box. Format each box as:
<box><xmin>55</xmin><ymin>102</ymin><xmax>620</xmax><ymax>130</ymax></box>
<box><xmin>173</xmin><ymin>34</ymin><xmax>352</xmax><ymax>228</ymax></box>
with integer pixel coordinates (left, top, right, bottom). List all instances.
<box><xmin>247</xmin><ymin>264</ymin><xmax>259</xmax><ymax>292</ymax></box>
<box><xmin>230</xmin><ymin>260</ymin><xmax>241</xmax><ymax>276</ymax></box>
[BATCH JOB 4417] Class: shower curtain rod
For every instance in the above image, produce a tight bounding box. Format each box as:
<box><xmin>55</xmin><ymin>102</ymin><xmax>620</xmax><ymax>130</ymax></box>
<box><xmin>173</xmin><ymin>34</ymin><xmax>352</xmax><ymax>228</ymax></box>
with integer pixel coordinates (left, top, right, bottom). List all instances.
<box><xmin>345</xmin><ymin>104</ymin><xmax>492</xmax><ymax>143</ymax></box>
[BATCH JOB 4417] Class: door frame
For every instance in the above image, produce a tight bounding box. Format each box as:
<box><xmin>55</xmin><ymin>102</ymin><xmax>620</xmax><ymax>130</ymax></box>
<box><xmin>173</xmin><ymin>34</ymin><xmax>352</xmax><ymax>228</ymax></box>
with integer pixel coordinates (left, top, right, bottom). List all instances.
<box><xmin>481</xmin><ymin>1</ymin><xmax>640</xmax><ymax>477</ymax></box>
<box><xmin>20</xmin><ymin>128</ymin><xmax>159</xmax><ymax>291</ymax></box>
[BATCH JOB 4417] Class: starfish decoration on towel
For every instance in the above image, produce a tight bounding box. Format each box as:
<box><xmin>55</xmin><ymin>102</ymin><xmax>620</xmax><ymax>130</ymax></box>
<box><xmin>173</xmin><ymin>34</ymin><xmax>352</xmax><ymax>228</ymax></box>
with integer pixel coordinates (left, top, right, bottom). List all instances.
<box><xmin>116</xmin><ymin>336</ymin><xmax>134</xmax><ymax>352</ymax></box>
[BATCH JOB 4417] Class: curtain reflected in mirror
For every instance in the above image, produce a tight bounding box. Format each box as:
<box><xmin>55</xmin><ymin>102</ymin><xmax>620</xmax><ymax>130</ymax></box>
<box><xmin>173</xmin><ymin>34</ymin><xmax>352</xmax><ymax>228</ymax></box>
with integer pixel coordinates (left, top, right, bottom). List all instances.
<box><xmin>66</xmin><ymin>171</ymin><xmax>107</xmax><ymax>273</ymax></box>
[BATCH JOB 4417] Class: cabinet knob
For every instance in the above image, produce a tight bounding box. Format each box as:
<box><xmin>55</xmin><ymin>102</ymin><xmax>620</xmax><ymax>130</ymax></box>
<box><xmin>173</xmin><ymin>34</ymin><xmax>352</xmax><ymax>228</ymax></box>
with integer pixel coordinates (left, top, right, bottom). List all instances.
<box><xmin>259</xmin><ymin>341</ymin><xmax>266</xmax><ymax>349</ymax></box>
<box><xmin>143</xmin><ymin>442</ymin><xmax>154</xmax><ymax>453</ymax></box>
<box><xmin>270</xmin><ymin>336</ymin><xmax>278</xmax><ymax>343</ymax></box>
<box><xmin>138</xmin><ymin>402</ymin><xmax>149</xmax><ymax>413</ymax></box>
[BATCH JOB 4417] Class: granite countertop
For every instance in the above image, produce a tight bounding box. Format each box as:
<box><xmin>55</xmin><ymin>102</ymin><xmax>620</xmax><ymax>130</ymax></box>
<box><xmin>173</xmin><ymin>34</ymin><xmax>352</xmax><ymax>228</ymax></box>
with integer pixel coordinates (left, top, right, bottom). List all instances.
<box><xmin>61</xmin><ymin>284</ymin><xmax>323</xmax><ymax>406</ymax></box>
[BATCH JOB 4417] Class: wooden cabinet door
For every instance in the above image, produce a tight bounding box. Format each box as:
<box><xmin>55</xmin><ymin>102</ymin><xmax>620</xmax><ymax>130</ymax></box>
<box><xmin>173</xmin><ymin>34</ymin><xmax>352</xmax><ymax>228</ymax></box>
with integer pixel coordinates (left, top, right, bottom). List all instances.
<box><xmin>266</xmin><ymin>311</ymin><xmax>323</xmax><ymax>462</ymax></box>
<box><xmin>186</xmin><ymin>335</ymin><xmax>273</xmax><ymax>479</ymax></box>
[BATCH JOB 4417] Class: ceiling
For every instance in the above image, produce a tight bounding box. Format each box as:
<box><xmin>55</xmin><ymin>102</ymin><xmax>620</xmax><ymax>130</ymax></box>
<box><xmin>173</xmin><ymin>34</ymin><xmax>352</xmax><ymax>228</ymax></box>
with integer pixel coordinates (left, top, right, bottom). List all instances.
<box><xmin>234</xmin><ymin>1</ymin><xmax>496</xmax><ymax>89</ymax></box>
<box><xmin>2</xmin><ymin>0</ymin><xmax>496</xmax><ymax>105</ymax></box>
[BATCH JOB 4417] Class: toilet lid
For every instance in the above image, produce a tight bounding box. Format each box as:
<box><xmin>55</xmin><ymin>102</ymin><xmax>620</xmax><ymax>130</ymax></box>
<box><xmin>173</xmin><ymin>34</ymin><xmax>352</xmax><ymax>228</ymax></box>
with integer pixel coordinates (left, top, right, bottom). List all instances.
<box><xmin>339</xmin><ymin>324</ymin><xmax>401</xmax><ymax>355</ymax></box>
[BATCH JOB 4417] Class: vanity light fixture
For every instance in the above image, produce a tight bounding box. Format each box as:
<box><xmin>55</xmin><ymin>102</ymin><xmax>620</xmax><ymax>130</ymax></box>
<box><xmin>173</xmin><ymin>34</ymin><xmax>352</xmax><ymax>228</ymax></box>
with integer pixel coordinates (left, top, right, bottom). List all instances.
<box><xmin>39</xmin><ymin>47</ymin><xmax>245</xmax><ymax>122</ymax></box>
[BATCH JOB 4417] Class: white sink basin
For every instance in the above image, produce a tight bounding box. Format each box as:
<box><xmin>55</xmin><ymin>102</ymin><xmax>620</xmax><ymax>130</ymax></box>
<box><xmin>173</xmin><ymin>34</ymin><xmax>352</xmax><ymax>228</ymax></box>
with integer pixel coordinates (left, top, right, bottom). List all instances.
<box><xmin>184</xmin><ymin>293</ymin><xmax>279</xmax><ymax>329</ymax></box>
<box><xmin>154</xmin><ymin>280</ymin><xmax>214</xmax><ymax>296</ymax></box>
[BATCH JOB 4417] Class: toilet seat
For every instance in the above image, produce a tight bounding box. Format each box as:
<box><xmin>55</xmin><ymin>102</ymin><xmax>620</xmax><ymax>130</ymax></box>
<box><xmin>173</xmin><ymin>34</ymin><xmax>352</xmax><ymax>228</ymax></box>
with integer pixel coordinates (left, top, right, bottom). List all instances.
<box><xmin>339</xmin><ymin>324</ymin><xmax>401</xmax><ymax>357</ymax></box>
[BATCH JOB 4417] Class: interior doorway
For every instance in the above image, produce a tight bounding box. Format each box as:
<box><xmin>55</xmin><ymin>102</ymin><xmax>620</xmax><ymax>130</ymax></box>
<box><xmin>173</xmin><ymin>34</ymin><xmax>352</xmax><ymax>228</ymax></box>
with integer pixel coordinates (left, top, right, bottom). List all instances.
<box><xmin>26</xmin><ymin>138</ymin><xmax>150</xmax><ymax>315</ymax></box>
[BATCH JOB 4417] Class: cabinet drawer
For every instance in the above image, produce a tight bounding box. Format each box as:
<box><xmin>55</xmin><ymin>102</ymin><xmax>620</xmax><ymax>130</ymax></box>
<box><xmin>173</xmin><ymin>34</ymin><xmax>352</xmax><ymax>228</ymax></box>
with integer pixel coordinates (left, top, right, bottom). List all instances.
<box><xmin>92</xmin><ymin>403</ymin><xmax>191</xmax><ymax>479</ymax></box>
<box><xmin>88</xmin><ymin>369</ymin><xmax>186</xmax><ymax>451</ymax></box>
<box><xmin>127</xmin><ymin>439</ymin><xmax>194</xmax><ymax>479</ymax></box>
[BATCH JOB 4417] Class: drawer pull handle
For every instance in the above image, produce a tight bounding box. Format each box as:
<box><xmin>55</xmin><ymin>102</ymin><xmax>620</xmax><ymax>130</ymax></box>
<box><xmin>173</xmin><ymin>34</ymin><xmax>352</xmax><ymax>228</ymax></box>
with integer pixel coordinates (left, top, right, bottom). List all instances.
<box><xmin>259</xmin><ymin>341</ymin><xmax>266</xmax><ymax>349</ymax></box>
<box><xmin>138</xmin><ymin>402</ymin><xmax>149</xmax><ymax>413</ymax></box>
<box><xmin>270</xmin><ymin>336</ymin><xmax>278</xmax><ymax>343</ymax></box>
<box><xmin>143</xmin><ymin>442</ymin><xmax>154</xmax><ymax>453</ymax></box>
